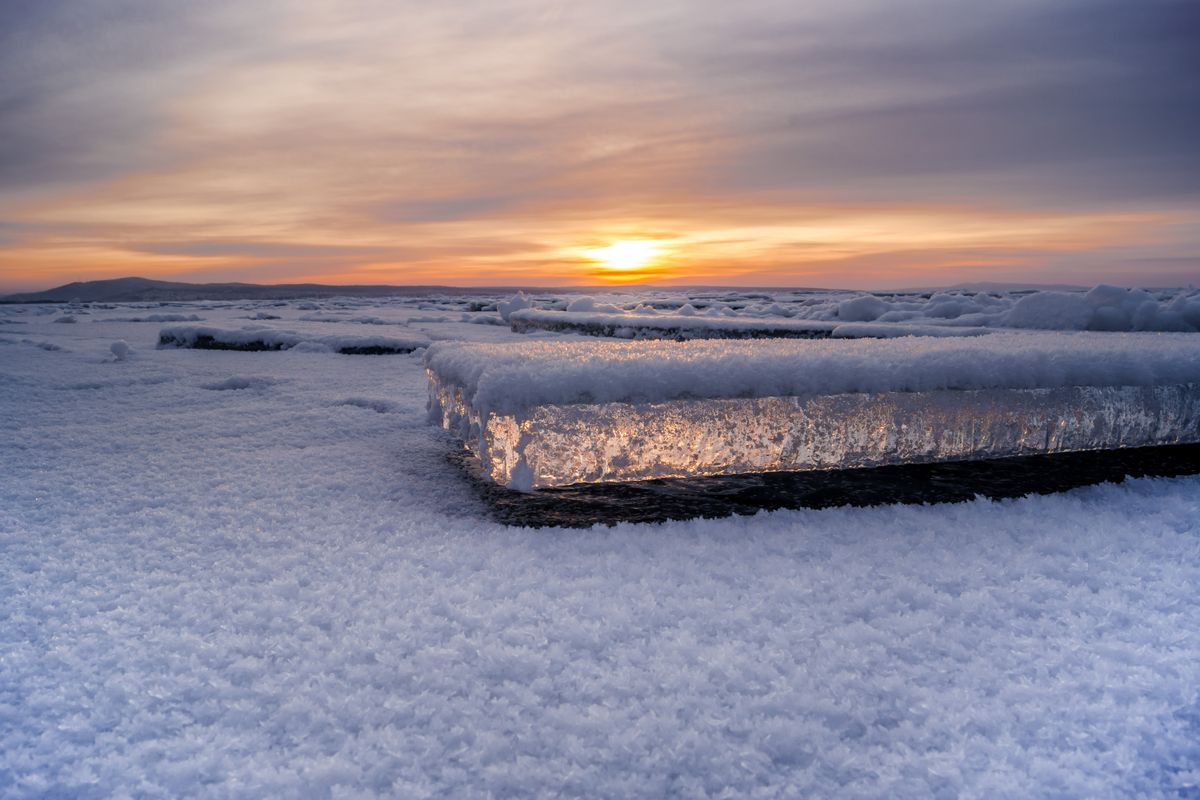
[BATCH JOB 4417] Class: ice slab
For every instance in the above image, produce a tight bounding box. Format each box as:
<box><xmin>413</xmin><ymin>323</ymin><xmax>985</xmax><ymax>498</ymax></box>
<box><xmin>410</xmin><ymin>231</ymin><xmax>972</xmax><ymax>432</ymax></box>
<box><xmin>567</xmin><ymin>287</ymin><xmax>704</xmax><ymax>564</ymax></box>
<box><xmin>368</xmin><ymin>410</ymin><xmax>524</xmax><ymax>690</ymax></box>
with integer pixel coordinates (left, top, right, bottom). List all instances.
<box><xmin>433</xmin><ymin>379</ymin><xmax>1200</xmax><ymax>489</ymax></box>
<box><xmin>158</xmin><ymin>325</ymin><xmax>428</xmax><ymax>354</ymax></box>
<box><xmin>427</xmin><ymin>335</ymin><xmax>1200</xmax><ymax>489</ymax></box>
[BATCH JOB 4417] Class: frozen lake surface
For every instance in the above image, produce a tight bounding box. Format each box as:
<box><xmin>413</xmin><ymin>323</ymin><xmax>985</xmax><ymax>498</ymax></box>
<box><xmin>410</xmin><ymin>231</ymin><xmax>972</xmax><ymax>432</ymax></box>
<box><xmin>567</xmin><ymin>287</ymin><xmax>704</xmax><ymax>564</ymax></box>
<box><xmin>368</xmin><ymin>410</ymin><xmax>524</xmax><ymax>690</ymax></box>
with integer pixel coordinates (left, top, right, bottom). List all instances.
<box><xmin>2</xmin><ymin>289</ymin><xmax>1200</xmax><ymax>798</ymax></box>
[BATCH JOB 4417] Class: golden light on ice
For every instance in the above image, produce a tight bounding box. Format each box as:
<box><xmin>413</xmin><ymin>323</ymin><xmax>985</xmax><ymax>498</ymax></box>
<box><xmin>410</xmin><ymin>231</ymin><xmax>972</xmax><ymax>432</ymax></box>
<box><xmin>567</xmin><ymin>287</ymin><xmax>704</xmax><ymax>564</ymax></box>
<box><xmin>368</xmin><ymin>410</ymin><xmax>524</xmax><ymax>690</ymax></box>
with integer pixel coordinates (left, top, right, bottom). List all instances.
<box><xmin>585</xmin><ymin>240</ymin><xmax>662</xmax><ymax>272</ymax></box>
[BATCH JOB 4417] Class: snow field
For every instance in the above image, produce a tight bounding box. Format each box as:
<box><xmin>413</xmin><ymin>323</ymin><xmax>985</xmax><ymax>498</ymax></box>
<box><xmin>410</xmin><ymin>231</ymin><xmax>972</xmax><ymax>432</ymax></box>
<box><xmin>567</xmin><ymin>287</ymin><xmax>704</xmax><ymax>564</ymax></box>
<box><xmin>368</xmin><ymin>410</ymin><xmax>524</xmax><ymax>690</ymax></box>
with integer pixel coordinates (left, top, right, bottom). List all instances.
<box><xmin>1</xmin><ymin>300</ymin><xmax>1199</xmax><ymax>798</ymax></box>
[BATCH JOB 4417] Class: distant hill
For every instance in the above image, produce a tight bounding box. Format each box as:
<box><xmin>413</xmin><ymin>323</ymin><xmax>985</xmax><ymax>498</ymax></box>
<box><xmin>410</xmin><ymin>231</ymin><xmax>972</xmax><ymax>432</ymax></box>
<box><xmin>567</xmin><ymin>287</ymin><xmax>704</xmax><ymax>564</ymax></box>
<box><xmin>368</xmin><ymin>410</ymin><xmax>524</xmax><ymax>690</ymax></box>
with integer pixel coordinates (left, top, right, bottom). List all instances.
<box><xmin>0</xmin><ymin>276</ymin><xmax>1125</xmax><ymax>304</ymax></box>
<box><xmin>0</xmin><ymin>276</ymin><xmax>514</xmax><ymax>303</ymax></box>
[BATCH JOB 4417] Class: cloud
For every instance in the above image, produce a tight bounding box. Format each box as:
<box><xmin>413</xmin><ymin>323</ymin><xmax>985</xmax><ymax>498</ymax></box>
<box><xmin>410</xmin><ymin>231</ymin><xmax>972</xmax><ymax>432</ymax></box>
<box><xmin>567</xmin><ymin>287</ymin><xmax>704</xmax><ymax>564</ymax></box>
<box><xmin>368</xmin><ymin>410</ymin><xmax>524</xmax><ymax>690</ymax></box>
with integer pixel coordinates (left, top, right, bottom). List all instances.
<box><xmin>372</xmin><ymin>195</ymin><xmax>524</xmax><ymax>224</ymax></box>
<box><xmin>0</xmin><ymin>0</ymin><xmax>1197</xmax><ymax>289</ymax></box>
<box><xmin>677</xmin><ymin>0</ymin><xmax>1200</xmax><ymax>203</ymax></box>
<box><xmin>0</xmin><ymin>0</ymin><xmax>290</xmax><ymax>191</ymax></box>
<box><xmin>131</xmin><ymin>240</ymin><xmax>405</xmax><ymax>260</ymax></box>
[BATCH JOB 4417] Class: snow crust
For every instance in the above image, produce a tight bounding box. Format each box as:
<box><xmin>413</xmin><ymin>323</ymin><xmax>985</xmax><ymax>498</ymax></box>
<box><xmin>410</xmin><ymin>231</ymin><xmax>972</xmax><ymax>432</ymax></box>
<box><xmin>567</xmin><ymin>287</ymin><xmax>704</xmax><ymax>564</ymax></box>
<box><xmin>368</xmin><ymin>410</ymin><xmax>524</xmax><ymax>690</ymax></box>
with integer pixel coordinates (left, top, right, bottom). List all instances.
<box><xmin>426</xmin><ymin>333</ymin><xmax>1200</xmax><ymax>416</ymax></box>
<box><xmin>2</xmin><ymin>297</ymin><xmax>1200</xmax><ymax>798</ymax></box>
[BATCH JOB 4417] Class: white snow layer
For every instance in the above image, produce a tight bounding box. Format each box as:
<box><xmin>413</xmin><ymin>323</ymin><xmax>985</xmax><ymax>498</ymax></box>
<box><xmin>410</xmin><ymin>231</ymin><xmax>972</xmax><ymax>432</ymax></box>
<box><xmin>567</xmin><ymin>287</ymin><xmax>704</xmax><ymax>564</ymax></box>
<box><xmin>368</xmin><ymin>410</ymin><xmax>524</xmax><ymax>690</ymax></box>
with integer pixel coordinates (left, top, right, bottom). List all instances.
<box><xmin>425</xmin><ymin>332</ymin><xmax>1200</xmax><ymax>416</ymax></box>
<box><xmin>2</xmin><ymin>299</ymin><xmax>1200</xmax><ymax>799</ymax></box>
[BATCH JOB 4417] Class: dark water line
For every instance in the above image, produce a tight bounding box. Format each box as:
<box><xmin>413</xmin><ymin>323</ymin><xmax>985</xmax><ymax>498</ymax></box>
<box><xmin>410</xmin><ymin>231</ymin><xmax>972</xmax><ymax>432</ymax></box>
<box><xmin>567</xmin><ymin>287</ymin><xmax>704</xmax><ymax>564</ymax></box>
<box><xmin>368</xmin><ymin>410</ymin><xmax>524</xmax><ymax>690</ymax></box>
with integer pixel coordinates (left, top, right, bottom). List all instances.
<box><xmin>452</xmin><ymin>444</ymin><xmax>1200</xmax><ymax>528</ymax></box>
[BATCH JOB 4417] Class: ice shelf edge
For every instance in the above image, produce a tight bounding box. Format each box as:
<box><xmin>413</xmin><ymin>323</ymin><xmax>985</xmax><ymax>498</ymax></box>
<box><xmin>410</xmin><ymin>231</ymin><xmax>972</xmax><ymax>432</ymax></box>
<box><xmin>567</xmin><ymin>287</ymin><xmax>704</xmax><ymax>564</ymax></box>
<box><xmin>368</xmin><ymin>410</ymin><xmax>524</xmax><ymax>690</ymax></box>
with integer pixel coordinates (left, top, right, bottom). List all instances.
<box><xmin>428</xmin><ymin>373</ymin><xmax>1200</xmax><ymax>490</ymax></box>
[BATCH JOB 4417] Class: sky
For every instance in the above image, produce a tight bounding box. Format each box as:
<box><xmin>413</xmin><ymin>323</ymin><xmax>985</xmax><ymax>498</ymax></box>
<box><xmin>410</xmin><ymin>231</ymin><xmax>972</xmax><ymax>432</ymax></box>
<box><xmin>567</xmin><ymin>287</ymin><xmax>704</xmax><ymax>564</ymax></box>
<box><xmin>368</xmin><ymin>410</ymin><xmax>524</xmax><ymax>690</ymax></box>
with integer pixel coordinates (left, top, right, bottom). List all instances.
<box><xmin>1</xmin><ymin>0</ymin><xmax>1198</xmax><ymax>291</ymax></box>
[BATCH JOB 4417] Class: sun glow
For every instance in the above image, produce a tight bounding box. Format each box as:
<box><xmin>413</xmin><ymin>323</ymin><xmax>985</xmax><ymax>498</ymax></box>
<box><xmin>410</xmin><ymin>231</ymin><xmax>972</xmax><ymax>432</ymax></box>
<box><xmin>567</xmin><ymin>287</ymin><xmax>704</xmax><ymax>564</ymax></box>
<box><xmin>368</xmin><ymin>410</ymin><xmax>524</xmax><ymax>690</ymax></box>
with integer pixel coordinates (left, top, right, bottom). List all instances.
<box><xmin>585</xmin><ymin>240</ymin><xmax>662</xmax><ymax>272</ymax></box>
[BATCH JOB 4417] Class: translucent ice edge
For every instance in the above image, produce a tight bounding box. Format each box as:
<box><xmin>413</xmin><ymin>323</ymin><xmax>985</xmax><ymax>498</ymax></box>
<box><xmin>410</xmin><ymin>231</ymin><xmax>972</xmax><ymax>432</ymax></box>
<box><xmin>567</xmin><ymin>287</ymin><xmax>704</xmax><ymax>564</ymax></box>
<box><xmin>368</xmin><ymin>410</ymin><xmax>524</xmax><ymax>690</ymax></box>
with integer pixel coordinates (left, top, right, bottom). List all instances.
<box><xmin>429</xmin><ymin>372</ymin><xmax>1200</xmax><ymax>490</ymax></box>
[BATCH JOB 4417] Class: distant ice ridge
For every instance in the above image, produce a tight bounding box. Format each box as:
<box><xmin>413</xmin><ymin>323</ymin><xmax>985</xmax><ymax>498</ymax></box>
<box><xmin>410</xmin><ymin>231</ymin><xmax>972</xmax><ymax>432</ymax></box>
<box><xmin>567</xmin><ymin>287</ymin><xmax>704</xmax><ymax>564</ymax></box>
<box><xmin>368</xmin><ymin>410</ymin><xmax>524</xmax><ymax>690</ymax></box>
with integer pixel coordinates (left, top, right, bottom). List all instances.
<box><xmin>427</xmin><ymin>335</ymin><xmax>1200</xmax><ymax>489</ymax></box>
<box><xmin>510</xmin><ymin>307</ymin><xmax>992</xmax><ymax>340</ymax></box>
<box><xmin>497</xmin><ymin>284</ymin><xmax>1200</xmax><ymax>336</ymax></box>
<box><xmin>158</xmin><ymin>325</ymin><xmax>428</xmax><ymax>354</ymax></box>
<box><xmin>510</xmin><ymin>308</ymin><xmax>841</xmax><ymax>339</ymax></box>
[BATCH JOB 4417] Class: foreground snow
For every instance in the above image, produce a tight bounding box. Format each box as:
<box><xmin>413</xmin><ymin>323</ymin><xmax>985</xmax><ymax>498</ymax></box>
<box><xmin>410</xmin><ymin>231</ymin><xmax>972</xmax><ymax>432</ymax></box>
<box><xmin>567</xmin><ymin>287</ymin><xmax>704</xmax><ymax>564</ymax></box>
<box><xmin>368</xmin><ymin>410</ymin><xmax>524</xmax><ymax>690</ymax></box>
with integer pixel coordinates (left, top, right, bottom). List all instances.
<box><xmin>2</xmin><ymin>299</ymin><xmax>1199</xmax><ymax>798</ymax></box>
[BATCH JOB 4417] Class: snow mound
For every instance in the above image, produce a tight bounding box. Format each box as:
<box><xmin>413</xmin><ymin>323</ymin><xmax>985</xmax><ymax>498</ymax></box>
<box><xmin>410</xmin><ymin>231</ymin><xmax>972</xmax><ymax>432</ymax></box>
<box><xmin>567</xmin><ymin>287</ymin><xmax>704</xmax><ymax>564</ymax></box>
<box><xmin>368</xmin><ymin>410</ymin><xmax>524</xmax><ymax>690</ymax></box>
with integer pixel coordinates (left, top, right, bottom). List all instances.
<box><xmin>496</xmin><ymin>291</ymin><xmax>532</xmax><ymax>322</ymax></box>
<box><xmin>837</xmin><ymin>295</ymin><xmax>890</xmax><ymax>322</ymax></box>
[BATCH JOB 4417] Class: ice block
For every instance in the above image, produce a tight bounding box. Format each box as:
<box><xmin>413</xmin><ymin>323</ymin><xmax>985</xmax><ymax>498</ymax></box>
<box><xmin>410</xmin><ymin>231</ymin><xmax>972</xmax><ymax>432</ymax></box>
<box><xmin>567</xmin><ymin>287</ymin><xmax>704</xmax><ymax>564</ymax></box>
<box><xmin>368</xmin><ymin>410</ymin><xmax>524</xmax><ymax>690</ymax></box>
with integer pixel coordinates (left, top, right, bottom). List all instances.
<box><xmin>426</xmin><ymin>335</ymin><xmax>1200</xmax><ymax>490</ymax></box>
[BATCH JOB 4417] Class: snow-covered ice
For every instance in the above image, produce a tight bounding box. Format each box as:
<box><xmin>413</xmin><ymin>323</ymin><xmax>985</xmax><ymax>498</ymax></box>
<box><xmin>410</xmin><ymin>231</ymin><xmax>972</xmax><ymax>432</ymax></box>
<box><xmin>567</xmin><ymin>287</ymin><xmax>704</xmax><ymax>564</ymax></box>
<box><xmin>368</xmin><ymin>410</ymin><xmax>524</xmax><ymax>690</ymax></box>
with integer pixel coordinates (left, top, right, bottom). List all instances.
<box><xmin>2</xmin><ymin>294</ymin><xmax>1200</xmax><ymax>798</ymax></box>
<box><xmin>428</xmin><ymin>335</ymin><xmax>1200</xmax><ymax>489</ymax></box>
<box><xmin>427</xmin><ymin>333</ymin><xmax>1200</xmax><ymax>415</ymax></box>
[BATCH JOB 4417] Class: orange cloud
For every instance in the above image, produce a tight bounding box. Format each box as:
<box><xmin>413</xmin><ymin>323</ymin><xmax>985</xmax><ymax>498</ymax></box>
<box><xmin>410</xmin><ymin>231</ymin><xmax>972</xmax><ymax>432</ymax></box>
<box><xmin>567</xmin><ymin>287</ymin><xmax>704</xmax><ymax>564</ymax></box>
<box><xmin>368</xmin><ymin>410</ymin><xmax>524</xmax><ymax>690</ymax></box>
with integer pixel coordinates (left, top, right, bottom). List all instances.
<box><xmin>2</xmin><ymin>2</ymin><xmax>1198</xmax><ymax>292</ymax></box>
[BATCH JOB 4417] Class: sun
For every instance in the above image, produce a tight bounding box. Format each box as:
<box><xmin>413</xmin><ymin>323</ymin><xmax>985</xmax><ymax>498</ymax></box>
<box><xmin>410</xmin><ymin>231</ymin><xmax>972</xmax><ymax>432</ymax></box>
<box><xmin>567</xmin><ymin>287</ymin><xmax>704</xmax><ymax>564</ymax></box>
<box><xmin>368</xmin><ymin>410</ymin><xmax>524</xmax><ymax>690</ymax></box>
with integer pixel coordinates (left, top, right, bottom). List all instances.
<box><xmin>585</xmin><ymin>240</ymin><xmax>662</xmax><ymax>272</ymax></box>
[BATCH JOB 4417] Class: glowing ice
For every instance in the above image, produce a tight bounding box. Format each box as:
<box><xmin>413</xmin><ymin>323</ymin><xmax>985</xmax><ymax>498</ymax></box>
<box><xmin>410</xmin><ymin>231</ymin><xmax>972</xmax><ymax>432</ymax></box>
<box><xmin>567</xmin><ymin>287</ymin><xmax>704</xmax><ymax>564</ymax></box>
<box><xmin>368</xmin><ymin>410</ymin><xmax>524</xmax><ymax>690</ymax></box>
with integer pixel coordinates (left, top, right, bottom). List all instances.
<box><xmin>426</xmin><ymin>336</ymin><xmax>1200</xmax><ymax>490</ymax></box>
